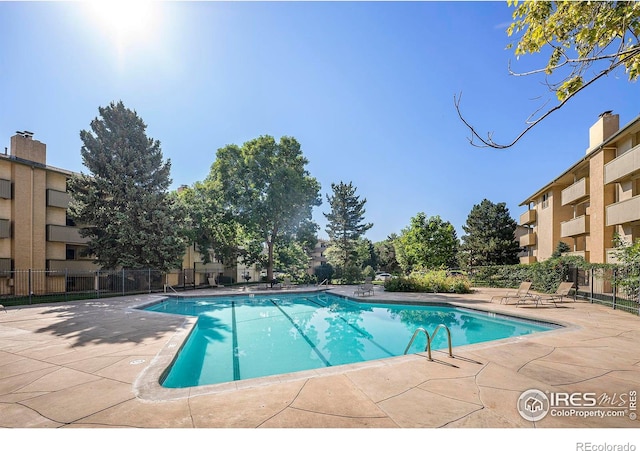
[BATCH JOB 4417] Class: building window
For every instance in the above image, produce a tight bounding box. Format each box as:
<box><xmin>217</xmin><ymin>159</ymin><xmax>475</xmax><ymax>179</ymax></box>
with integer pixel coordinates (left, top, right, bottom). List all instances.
<box><xmin>66</xmin><ymin>246</ymin><xmax>76</xmax><ymax>260</ymax></box>
<box><xmin>542</xmin><ymin>192</ymin><xmax>550</xmax><ymax>209</ymax></box>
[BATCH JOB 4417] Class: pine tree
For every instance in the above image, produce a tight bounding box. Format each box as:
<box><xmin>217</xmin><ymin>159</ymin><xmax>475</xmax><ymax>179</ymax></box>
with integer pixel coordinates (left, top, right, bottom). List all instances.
<box><xmin>459</xmin><ymin>199</ymin><xmax>521</xmax><ymax>267</ymax></box>
<box><xmin>324</xmin><ymin>182</ymin><xmax>373</xmax><ymax>277</ymax></box>
<box><xmin>68</xmin><ymin>101</ymin><xmax>187</xmax><ymax>271</ymax></box>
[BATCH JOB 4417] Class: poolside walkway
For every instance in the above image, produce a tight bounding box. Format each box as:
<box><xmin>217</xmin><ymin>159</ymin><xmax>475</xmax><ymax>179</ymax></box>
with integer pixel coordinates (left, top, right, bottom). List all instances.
<box><xmin>0</xmin><ymin>285</ymin><xmax>638</xmax><ymax>428</ymax></box>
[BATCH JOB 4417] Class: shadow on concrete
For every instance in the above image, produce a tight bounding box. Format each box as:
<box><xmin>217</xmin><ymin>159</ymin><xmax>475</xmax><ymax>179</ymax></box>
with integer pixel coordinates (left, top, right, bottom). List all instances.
<box><xmin>32</xmin><ymin>298</ymin><xmax>186</xmax><ymax>348</ymax></box>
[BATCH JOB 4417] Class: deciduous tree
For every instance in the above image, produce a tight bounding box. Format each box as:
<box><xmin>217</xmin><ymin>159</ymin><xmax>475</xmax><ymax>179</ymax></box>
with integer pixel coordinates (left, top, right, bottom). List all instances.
<box><xmin>395</xmin><ymin>213</ymin><xmax>458</xmax><ymax>273</ymax></box>
<box><xmin>456</xmin><ymin>1</ymin><xmax>640</xmax><ymax>149</ymax></box>
<box><xmin>209</xmin><ymin>135</ymin><xmax>321</xmax><ymax>282</ymax></box>
<box><xmin>374</xmin><ymin>233</ymin><xmax>401</xmax><ymax>274</ymax></box>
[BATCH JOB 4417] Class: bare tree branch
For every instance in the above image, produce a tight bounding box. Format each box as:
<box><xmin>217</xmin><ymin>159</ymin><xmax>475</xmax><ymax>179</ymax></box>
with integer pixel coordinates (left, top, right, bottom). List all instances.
<box><xmin>455</xmin><ymin>47</ymin><xmax>640</xmax><ymax>149</ymax></box>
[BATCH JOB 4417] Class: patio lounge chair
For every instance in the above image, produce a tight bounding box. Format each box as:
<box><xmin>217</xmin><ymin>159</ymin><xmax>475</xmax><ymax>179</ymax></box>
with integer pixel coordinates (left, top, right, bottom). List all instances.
<box><xmin>518</xmin><ymin>281</ymin><xmax>575</xmax><ymax>308</ymax></box>
<box><xmin>354</xmin><ymin>282</ymin><xmax>374</xmax><ymax>297</ymax></box>
<box><xmin>283</xmin><ymin>277</ymin><xmax>293</xmax><ymax>289</ymax></box>
<box><xmin>490</xmin><ymin>281</ymin><xmax>533</xmax><ymax>304</ymax></box>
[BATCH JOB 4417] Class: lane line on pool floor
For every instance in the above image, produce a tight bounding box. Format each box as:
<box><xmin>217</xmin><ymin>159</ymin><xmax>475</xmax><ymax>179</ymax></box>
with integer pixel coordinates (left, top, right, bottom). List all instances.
<box><xmin>306</xmin><ymin>298</ymin><xmax>397</xmax><ymax>358</ymax></box>
<box><xmin>231</xmin><ymin>301</ymin><xmax>241</xmax><ymax>380</ymax></box>
<box><xmin>269</xmin><ymin>300</ymin><xmax>332</xmax><ymax>367</ymax></box>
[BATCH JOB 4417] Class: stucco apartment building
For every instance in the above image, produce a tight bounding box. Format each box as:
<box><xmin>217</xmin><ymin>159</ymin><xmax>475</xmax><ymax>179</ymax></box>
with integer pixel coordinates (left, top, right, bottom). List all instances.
<box><xmin>0</xmin><ymin>132</ymin><xmax>257</xmax><ymax>295</ymax></box>
<box><xmin>0</xmin><ymin>132</ymin><xmax>91</xmax><ymax>273</ymax></box>
<box><xmin>519</xmin><ymin>111</ymin><xmax>640</xmax><ymax>264</ymax></box>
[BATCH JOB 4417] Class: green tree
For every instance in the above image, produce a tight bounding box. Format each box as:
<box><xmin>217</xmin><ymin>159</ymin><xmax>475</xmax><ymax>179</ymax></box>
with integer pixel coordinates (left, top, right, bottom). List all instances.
<box><xmin>374</xmin><ymin>233</ymin><xmax>401</xmax><ymax>274</ymax></box>
<box><xmin>68</xmin><ymin>101</ymin><xmax>187</xmax><ymax>271</ymax></box>
<box><xmin>323</xmin><ymin>181</ymin><xmax>373</xmax><ymax>278</ymax></box>
<box><xmin>176</xmin><ymin>182</ymin><xmax>254</xmax><ymax>267</ymax></box>
<box><xmin>456</xmin><ymin>0</ymin><xmax>640</xmax><ymax>148</ymax></box>
<box><xmin>612</xmin><ymin>235</ymin><xmax>640</xmax><ymax>297</ymax></box>
<box><xmin>459</xmin><ymin>199</ymin><xmax>521</xmax><ymax>267</ymax></box>
<box><xmin>395</xmin><ymin>213</ymin><xmax>459</xmax><ymax>274</ymax></box>
<box><xmin>209</xmin><ymin>135</ymin><xmax>321</xmax><ymax>282</ymax></box>
<box><xmin>551</xmin><ymin>241</ymin><xmax>571</xmax><ymax>258</ymax></box>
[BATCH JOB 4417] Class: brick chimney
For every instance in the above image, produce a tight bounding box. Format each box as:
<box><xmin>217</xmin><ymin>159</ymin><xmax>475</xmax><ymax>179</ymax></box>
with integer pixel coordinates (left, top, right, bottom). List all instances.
<box><xmin>10</xmin><ymin>131</ymin><xmax>46</xmax><ymax>165</ymax></box>
<box><xmin>587</xmin><ymin>111</ymin><xmax>619</xmax><ymax>154</ymax></box>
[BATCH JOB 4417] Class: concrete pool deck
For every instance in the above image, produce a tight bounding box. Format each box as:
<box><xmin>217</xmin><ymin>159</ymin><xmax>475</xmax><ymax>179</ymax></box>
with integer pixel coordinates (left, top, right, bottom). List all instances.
<box><xmin>0</xmin><ymin>285</ymin><xmax>638</xmax><ymax>428</ymax></box>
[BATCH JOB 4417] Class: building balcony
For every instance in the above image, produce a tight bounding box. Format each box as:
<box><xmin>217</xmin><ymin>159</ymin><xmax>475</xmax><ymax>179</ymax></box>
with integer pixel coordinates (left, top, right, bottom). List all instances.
<box><xmin>519</xmin><ymin>209</ymin><xmax>536</xmax><ymax>225</ymax></box>
<box><xmin>564</xmin><ymin>250</ymin><xmax>590</xmax><ymax>261</ymax></box>
<box><xmin>519</xmin><ymin>256</ymin><xmax>537</xmax><ymax>264</ymax></box>
<box><xmin>0</xmin><ymin>258</ymin><xmax>11</xmax><ymax>272</ymax></box>
<box><xmin>47</xmin><ymin>259</ymin><xmax>96</xmax><ymax>272</ymax></box>
<box><xmin>606</xmin><ymin>195</ymin><xmax>640</xmax><ymax>226</ymax></box>
<box><xmin>561</xmin><ymin>215</ymin><xmax>589</xmax><ymax>237</ymax></box>
<box><xmin>46</xmin><ymin>189</ymin><xmax>71</xmax><ymax>209</ymax></box>
<box><xmin>0</xmin><ymin>219</ymin><xmax>9</xmax><ymax>238</ymax></box>
<box><xmin>519</xmin><ymin>232</ymin><xmax>536</xmax><ymax>247</ymax></box>
<box><xmin>0</xmin><ymin>179</ymin><xmax>11</xmax><ymax>199</ymax></box>
<box><xmin>604</xmin><ymin>144</ymin><xmax>640</xmax><ymax>184</ymax></box>
<box><xmin>561</xmin><ymin>177</ymin><xmax>589</xmax><ymax>206</ymax></box>
<box><xmin>606</xmin><ymin>249</ymin><xmax>620</xmax><ymax>264</ymax></box>
<box><xmin>46</xmin><ymin>225</ymin><xmax>90</xmax><ymax>245</ymax></box>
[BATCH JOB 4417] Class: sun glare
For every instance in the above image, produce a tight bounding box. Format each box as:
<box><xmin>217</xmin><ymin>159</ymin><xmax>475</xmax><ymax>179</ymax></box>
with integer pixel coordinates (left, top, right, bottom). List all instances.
<box><xmin>86</xmin><ymin>0</ymin><xmax>158</xmax><ymax>52</ymax></box>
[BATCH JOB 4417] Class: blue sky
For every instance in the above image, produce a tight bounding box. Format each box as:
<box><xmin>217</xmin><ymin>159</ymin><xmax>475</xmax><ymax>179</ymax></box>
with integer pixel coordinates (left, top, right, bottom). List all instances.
<box><xmin>2</xmin><ymin>1</ymin><xmax>638</xmax><ymax>243</ymax></box>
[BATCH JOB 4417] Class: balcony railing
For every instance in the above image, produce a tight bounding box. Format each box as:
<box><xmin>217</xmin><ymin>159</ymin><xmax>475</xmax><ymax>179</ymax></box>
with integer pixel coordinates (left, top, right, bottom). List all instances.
<box><xmin>606</xmin><ymin>249</ymin><xmax>620</xmax><ymax>264</ymax></box>
<box><xmin>561</xmin><ymin>215</ymin><xmax>589</xmax><ymax>237</ymax></box>
<box><xmin>47</xmin><ymin>259</ymin><xmax>97</xmax><ymax>272</ymax></box>
<box><xmin>606</xmin><ymin>195</ymin><xmax>640</xmax><ymax>226</ymax></box>
<box><xmin>563</xmin><ymin>250</ymin><xmax>589</xmax><ymax>261</ymax></box>
<box><xmin>519</xmin><ymin>232</ymin><xmax>536</xmax><ymax>247</ymax></box>
<box><xmin>604</xmin><ymin>144</ymin><xmax>640</xmax><ymax>184</ymax></box>
<box><xmin>561</xmin><ymin>177</ymin><xmax>589</xmax><ymax>206</ymax></box>
<box><xmin>519</xmin><ymin>255</ymin><xmax>537</xmax><ymax>264</ymax></box>
<box><xmin>0</xmin><ymin>219</ymin><xmax>10</xmax><ymax>238</ymax></box>
<box><xmin>46</xmin><ymin>225</ymin><xmax>90</xmax><ymax>244</ymax></box>
<box><xmin>519</xmin><ymin>209</ymin><xmax>536</xmax><ymax>225</ymax></box>
<box><xmin>46</xmin><ymin>189</ymin><xmax>71</xmax><ymax>209</ymax></box>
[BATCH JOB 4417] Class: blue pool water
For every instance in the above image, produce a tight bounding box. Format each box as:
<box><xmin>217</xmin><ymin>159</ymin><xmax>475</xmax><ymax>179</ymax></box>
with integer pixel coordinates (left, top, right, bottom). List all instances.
<box><xmin>144</xmin><ymin>292</ymin><xmax>559</xmax><ymax>388</ymax></box>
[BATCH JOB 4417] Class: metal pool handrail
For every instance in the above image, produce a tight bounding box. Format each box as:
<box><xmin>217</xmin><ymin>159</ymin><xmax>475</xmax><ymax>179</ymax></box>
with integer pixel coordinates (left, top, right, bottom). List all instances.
<box><xmin>404</xmin><ymin>324</ymin><xmax>453</xmax><ymax>361</ymax></box>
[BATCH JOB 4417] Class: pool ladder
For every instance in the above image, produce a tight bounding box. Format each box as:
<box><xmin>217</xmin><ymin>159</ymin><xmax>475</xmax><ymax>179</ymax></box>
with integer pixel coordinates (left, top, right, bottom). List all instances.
<box><xmin>404</xmin><ymin>324</ymin><xmax>453</xmax><ymax>361</ymax></box>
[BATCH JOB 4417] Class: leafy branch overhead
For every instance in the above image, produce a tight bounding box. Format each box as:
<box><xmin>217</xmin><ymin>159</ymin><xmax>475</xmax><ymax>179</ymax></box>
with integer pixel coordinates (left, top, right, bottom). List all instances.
<box><xmin>456</xmin><ymin>0</ymin><xmax>640</xmax><ymax>149</ymax></box>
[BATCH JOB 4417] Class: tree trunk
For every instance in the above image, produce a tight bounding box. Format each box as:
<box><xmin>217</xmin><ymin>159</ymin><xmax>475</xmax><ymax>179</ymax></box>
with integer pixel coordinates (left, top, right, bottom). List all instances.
<box><xmin>267</xmin><ymin>235</ymin><xmax>275</xmax><ymax>282</ymax></box>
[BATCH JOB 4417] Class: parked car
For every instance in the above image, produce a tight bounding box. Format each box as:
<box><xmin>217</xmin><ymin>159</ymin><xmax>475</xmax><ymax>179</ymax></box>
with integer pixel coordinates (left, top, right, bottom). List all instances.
<box><xmin>375</xmin><ymin>272</ymin><xmax>392</xmax><ymax>281</ymax></box>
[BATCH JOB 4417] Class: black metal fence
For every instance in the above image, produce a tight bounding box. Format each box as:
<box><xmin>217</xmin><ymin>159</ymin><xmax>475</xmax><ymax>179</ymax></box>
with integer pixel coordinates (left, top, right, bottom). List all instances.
<box><xmin>0</xmin><ymin>269</ymin><xmax>167</xmax><ymax>307</ymax></box>
<box><xmin>0</xmin><ymin>266</ymin><xmax>240</xmax><ymax>307</ymax></box>
<box><xmin>468</xmin><ymin>264</ymin><xmax>639</xmax><ymax>316</ymax></box>
<box><xmin>569</xmin><ymin>266</ymin><xmax>639</xmax><ymax>316</ymax></box>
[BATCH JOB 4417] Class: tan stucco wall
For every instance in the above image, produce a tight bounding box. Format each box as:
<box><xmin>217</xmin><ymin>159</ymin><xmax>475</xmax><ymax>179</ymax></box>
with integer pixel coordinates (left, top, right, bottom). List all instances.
<box><xmin>12</xmin><ymin>162</ymin><xmax>47</xmax><ymax>270</ymax></box>
<box><xmin>588</xmin><ymin>148</ymin><xmax>616</xmax><ymax>263</ymax></box>
<box><xmin>0</xmin><ymin>160</ymin><xmax>11</xmax><ymax>260</ymax></box>
<box><xmin>533</xmin><ymin>187</ymin><xmax>572</xmax><ymax>261</ymax></box>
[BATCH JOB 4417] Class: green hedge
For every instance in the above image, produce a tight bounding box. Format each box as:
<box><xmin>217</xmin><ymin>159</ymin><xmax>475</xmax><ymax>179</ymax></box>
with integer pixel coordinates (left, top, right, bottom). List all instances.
<box><xmin>384</xmin><ymin>270</ymin><xmax>471</xmax><ymax>294</ymax></box>
<box><xmin>468</xmin><ymin>255</ymin><xmax>605</xmax><ymax>294</ymax></box>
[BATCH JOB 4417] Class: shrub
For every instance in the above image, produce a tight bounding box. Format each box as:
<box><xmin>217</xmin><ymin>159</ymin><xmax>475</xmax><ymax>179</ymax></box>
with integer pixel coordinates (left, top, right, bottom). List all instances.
<box><xmin>362</xmin><ymin>265</ymin><xmax>376</xmax><ymax>281</ymax></box>
<box><xmin>384</xmin><ymin>270</ymin><xmax>471</xmax><ymax>294</ymax></box>
<box><xmin>468</xmin><ymin>255</ymin><xmax>591</xmax><ymax>293</ymax></box>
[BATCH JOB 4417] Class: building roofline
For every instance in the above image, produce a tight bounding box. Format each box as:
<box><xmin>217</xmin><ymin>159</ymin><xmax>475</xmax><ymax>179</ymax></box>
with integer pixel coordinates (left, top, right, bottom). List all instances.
<box><xmin>0</xmin><ymin>152</ymin><xmax>78</xmax><ymax>177</ymax></box>
<box><xmin>519</xmin><ymin>113</ymin><xmax>640</xmax><ymax>207</ymax></box>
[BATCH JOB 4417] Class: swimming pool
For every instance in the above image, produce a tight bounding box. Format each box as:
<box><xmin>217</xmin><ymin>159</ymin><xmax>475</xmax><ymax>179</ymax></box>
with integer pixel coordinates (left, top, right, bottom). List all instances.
<box><xmin>144</xmin><ymin>292</ymin><xmax>559</xmax><ymax>388</ymax></box>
